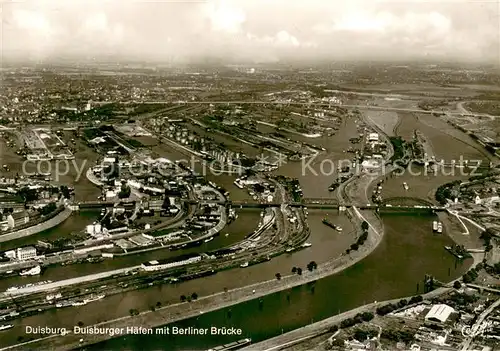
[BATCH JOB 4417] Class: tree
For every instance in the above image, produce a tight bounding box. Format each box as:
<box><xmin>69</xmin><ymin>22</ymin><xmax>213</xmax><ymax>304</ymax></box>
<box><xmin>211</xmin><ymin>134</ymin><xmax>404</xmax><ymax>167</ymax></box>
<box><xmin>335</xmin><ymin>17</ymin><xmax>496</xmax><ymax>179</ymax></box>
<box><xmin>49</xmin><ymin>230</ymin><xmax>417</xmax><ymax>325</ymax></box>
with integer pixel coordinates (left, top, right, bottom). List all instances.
<box><xmin>291</xmin><ymin>267</ymin><xmax>297</xmax><ymax>274</ymax></box>
<box><xmin>77</xmin><ymin>321</ymin><xmax>84</xmax><ymax>327</ymax></box>
<box><xmin>180</xmin><ymin>295</ymin><xmax>187</xmax><ymax>302</ymax></box>
<box><xmin>275</xmin><ymin>273</ymin><xmax>282</xmax><ymax>280</ymax></box>
<box><xmin>297</xmin><ymin>267</ymin><xmax>303</xmax><ymax>275</ymax></box>
<box><xmin>156</xmin><ymin>301</ymin><xmax>162</xmax><ymax>308</ymax></box>
<box><xmin>191</xmin><ymin>292</ymin><xmax>198</xmax><ymax>300</ymax></box>
<box><xmin>453</xmin><ymin>281</ymin><xmax>462</xmax><ymax>289</ymax></box>
<box><xmin>361</xmin><ymin>221</ymin><xmax>369</xmax><ymax>231</ymax></box>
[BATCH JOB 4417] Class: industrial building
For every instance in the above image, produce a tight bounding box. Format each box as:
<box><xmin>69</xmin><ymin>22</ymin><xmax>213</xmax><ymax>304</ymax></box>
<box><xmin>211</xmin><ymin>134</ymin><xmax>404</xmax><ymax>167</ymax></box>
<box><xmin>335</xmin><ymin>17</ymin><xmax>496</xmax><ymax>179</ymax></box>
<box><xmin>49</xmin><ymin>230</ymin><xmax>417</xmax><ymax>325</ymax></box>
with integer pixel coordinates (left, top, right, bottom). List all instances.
<box><xmin>425</xmin><ymin>304</ymin><xmax>455</xmax><ymax>323</ymax></box>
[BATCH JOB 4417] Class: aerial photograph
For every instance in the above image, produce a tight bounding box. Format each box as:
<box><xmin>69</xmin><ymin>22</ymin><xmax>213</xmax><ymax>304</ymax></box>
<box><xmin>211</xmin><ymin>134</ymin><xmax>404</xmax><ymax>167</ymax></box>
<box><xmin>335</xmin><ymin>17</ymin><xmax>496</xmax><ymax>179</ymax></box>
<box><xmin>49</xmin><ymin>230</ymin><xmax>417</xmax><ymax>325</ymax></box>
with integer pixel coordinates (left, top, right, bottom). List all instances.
<box><xmin>0</xmin><ymin>0</ymin><xmax>499</xmax><ymax>350</ymax></box>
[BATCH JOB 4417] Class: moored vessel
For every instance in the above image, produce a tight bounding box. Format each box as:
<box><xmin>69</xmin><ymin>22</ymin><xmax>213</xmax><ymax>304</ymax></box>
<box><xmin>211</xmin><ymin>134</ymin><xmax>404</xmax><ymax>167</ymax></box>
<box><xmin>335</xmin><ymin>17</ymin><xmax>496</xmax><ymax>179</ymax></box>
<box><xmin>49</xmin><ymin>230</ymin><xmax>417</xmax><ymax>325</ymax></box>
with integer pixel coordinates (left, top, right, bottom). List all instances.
<box><xmin>19</xmin><ymin>265</ymin><xmax>41</xmax><ymax>276</ymax></box>
<box><xmin>207</xmin><ymin>338</ymin><xmax>252</xmax><ymax>351</ymax></box>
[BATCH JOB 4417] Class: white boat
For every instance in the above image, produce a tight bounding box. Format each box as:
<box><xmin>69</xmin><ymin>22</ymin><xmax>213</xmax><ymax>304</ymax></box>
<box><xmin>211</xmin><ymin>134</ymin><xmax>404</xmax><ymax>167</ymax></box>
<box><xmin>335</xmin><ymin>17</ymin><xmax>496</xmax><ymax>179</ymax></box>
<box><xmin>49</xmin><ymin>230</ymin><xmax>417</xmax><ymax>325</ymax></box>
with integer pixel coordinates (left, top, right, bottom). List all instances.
<box><xmin>56</xmin><ymin>300</ymin><xmax>73</xmax><ymax>308</ymax></box>
<box><xmin>233</xmin><ymin>180</ymin><xmax>244</xmax><ymax>189</ymax></box>
<box><xmin>204</xmin><ymin>237</ymin><xmax>214</xmax><ymax>243</ymax></box>
<box><xmin>46</xmin><ymin>293</ymin><xmax>62</xmax><ymax>301</ymax></box>
<box><xmin>19</xmin><ymin>265</ymin><xmax>41</xmax><ymax>276</ymax></box>
<box><xmin>83</xmin><ymin>294</ymin><xmax>105</xmax><ymax>303</ymax></box>
<box><xmin>240</xmin><ymin>262</ymin><xmax>249</xmax><ymax>268</ymax></box>
<box><xmin>0</xmin><ymin>325</ymin><xmax>13</xmax><ymax>331</ymax></box>
<box><xmin>432</xmin><ymin>221</ymin><xmax>438</xmax><ymax>231</ymax></box>
<box><xmin>302</xmin><ymin>242</ymin><xmax>312</xmax><ymax>248</ymax></box>
<box><xmin>225</xmin><ymin>233</ymin><xmax>229</xmax><ymax>237</ymax></box>
<box><xmin>437</xmin><ymin>223</ymin><xmax>443</xmax><ymax>234</ymax></box>
<box><xmin>403</xmin><ymin>182</ymin><xmax>409</xmax><ymax>190</ymax></box>
<box><xmin>71</xmin><ymin>301</ymin><xmax>87</xmax><ymax>307</ymax></box>
<box><xmin>285</xmin><ymin>248</ymin><xmax>294</xmax><ymax>253</ymax></box>
<box><xmin>336</xmin><ymin>226</ymin><xmax>343</xmax><ymax>232</ymax></box>
<box><xmin>6</xmin><ymin>287</ymin><xmax>18</xmax><ymax>292</ymax></box>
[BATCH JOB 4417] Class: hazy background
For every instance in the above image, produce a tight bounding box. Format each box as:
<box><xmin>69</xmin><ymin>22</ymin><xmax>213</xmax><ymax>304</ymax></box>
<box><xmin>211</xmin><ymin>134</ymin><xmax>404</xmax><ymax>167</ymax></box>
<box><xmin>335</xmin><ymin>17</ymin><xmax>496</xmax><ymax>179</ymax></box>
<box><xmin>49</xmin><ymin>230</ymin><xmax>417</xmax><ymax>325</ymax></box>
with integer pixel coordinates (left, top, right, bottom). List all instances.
<box><xmin>1</xmin><ymin>0</ymin><xmax>499</xmax><ymax>63</ymax></box>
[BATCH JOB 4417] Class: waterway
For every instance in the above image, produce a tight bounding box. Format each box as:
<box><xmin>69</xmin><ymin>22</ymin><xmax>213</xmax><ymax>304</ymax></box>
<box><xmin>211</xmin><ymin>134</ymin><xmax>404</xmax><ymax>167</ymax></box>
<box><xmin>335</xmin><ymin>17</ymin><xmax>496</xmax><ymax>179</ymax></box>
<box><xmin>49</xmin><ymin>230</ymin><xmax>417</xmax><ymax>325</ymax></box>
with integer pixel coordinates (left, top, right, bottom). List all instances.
<box><xmin>85</xmin><ymin>214</ymin><xmax>470</xmax><ymax>350</ymax></box>
<box><xmin>0</xmin><ymin>100</ymin><xmax>489</xmax><ymax>349</ymax></box>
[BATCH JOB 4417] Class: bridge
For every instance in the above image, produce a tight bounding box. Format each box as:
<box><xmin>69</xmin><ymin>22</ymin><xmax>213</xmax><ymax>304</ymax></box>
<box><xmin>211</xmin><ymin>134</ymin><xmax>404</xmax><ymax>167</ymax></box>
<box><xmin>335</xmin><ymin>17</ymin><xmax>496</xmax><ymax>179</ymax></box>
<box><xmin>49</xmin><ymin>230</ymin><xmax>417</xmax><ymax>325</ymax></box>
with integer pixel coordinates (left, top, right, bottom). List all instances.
<box><xmin>76</xmin><ymin>197</ymin><xmax>444</xmax><ymax>213</ymax></box>
<box><xmin>381</xmin><ymin>197</ymin><xmax>434</xmax><ymax>207</ymax></box>
<box><xmin>76</xmin><ymin>200</ymin><xmax>136</xmax><ymax>209</ymax></box>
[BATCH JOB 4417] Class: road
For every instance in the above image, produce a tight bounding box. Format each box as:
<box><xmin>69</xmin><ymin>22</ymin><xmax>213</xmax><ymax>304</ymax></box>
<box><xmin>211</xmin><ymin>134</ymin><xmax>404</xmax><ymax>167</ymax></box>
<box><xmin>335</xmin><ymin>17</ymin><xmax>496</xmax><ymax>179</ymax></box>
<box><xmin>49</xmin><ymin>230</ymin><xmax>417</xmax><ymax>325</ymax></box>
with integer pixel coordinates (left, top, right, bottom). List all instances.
<box><xmin>460</xmin><ymin>297</ymin><xmax>500</xmax><ymax>351</ymax></box>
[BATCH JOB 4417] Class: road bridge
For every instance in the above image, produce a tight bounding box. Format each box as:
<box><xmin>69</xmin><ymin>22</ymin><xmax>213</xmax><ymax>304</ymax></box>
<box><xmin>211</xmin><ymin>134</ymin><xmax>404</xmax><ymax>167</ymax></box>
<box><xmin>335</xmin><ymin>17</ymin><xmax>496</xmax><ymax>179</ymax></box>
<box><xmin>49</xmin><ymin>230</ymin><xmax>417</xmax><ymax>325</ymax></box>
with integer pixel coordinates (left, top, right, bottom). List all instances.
<box><xmin>76</xmin><ymin>200</ymin><xmax>136</xmax><ymax>209</ymax></box>
<box><xmin>381</xmin><ymin>196</ymin><xmax>434</xmax><ymax>207</ymax></box>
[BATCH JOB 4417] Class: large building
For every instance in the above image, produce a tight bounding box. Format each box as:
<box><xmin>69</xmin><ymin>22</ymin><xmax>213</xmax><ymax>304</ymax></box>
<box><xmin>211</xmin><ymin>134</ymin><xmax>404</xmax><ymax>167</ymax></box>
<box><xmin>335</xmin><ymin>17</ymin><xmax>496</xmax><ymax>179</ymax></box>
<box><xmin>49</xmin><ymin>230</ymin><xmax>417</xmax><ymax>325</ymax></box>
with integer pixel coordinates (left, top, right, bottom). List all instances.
<box><xmin>16</xmin><ymin>246</ymin><xmax>37</xmax><ymax>261</ymax></box>
<box><xmin>425</xmin><ymin>304</ymin><xmax>455</xmax><ymax>323</ymax></box>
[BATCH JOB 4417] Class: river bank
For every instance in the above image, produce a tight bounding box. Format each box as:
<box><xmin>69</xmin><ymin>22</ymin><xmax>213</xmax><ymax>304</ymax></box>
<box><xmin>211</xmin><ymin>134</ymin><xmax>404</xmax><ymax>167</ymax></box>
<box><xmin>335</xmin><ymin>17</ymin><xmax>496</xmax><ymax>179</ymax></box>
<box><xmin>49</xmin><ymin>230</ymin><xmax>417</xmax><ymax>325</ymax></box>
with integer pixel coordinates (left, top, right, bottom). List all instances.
<box><xmin>241</xmin><ymin>286</ymin><xmax>453</xmax><ymax>351</ymax></box>
<box><xmin>5</xmin><ymin>202</ymin><xmax>384</xmax><ymax>350</ymax></box>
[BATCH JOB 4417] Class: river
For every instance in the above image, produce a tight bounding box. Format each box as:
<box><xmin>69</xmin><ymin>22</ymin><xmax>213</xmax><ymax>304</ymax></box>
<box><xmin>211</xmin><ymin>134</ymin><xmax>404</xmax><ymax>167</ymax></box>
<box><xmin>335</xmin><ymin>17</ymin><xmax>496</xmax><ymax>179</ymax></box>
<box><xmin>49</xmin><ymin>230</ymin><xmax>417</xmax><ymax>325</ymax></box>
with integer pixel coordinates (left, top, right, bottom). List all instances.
<box><xmin>0</xmin><ymin>104</ymin><xmax>488</xmax><ymax>349</ymax></box>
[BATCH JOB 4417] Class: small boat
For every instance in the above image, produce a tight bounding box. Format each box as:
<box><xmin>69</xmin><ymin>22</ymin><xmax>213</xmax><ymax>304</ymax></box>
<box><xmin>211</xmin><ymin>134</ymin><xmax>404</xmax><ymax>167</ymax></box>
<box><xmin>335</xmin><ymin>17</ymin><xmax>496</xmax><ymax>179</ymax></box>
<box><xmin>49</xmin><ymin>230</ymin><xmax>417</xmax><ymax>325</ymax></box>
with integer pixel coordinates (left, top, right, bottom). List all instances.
<box><xmin>302</xmin><ymin>242</ymin><xmax>312</xmax><ymax>248</ymax></box>
<box><xmin>285</xmin><ymin>248</ymin><xmax>294</xmax><ymax>253</ymax></box>
<box><xmin>437</xmin><ymin>222</ymin><xmax>443</xmax><ymax>234</ymax></box>
<box><xmin>432</xmin><ymin>221</ymin><xmax>438</xmax><ymax>231</ymax></box>
<box><xmin>336</xmin><ymin>226</ymin><xmax>343</xmax><ymax>232</ymax></box>
<box><xmin>225</xmin><ymin>233</ymin><xmax>229</xmax><ymax>237</ymax></box>
<box><xmin>0</xmin><ymin>325</ymin><xmax>13</xmax><ymax>331</ymax></box>
<box><xmin>403</xmin><ymin>182</ymin><xmax>409</xmax><ymax>190</ymax></box>
<box><xmin>240</xmin><ymin>262</ymin><xmax>249</xmax><ymax>268</ymax></box>
<box><xmin>204</xmin><ymin>237</ymin><xmax>214</xmax><ymax>243</ymax></box>
<box><xmin>71</xmin><ymin>301</ymin><xmax>87</xmax><ymax>307</ymax></box>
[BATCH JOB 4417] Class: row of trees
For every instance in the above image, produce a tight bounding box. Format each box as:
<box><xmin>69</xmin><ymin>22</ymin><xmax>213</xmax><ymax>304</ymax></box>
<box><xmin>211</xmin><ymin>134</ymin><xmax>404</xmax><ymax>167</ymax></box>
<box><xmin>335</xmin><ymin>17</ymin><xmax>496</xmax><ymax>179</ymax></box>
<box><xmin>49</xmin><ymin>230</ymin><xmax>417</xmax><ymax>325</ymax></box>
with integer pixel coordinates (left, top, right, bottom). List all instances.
<box><xmin>376</xmin><ymin>296</ymin><xmax>423</xmax><ymax>316</ymax></box>
<box><xmin>336</xmin><ymin>311</ymin><xmax>374</xmax><ymax>331</ymax></box>
<box><xmin>346</xmin><ymin>222</ymin><xmax>369</xmax><ymax>254</ymax></box>
<box><xmin>275</xmin><ymin>261</ymin><xmax>319</xmax><ymax>281</ymax></box>
<box><xmin>180</xmin><ymin>292</ymin><xmax>198</xmax><ymax>302</ymax></box>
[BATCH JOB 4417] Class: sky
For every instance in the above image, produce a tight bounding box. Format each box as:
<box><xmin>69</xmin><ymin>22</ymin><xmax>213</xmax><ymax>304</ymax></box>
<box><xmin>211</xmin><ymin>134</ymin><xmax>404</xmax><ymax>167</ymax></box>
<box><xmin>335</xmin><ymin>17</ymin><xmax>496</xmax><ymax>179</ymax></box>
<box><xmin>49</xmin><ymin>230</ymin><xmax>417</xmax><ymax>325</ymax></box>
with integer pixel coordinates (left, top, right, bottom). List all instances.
<box><xmin>1</xmin><ymin>0</ymin><xmax>499</xmax><ymax>63</ymax></box>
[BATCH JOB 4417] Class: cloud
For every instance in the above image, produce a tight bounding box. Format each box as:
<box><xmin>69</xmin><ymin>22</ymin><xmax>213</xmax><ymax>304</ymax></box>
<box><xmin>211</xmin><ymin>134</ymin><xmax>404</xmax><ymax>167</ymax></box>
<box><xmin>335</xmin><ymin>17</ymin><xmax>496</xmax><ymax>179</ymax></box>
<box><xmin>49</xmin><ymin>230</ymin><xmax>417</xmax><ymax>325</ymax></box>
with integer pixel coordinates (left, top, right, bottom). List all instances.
<box><xmin>1</xmin><ymin>0</ymin><xmax>498</xmax><ymax>63</ymax></box>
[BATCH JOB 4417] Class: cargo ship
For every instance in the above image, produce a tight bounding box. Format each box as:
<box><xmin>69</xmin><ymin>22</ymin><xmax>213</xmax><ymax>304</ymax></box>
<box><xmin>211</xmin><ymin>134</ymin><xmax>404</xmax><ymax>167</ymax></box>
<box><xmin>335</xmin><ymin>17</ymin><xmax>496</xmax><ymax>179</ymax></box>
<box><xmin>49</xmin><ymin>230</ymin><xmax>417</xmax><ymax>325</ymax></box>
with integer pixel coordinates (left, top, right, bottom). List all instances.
<box><xmin>322</xmin><ymin>218</ymin><xmax>341</xmax><ymax>231</ymax></box>
<box><xmin>207</xmin><ymin>338</ymin><xmax>252</xmax><ymax>351</ymax></box>
<box><xmin>0</xmin><ymin>324</ymin><xmax>13</xmax><ymax>331</ymax></box>
<box><xmin>83</xmin><ymin>294</ymin><xmax>105</xmax><ymax>304</ymax></box>
<box><xmin>432</xmin><ymin>221</ymin><xmax>438</xmax><ymax>232</ymax></box>
<box><xmin>56</xmin><ymin>300</ymin><xmax>73</xmax><ymax>308</ymax></box>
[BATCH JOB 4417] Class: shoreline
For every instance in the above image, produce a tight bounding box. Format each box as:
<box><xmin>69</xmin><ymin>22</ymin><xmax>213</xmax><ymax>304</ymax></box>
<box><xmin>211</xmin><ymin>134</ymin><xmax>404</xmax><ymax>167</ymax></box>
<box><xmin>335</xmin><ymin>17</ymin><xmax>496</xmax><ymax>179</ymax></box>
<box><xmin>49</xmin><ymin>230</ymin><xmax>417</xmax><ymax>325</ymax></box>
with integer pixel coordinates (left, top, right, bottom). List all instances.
<box><xmin>3</xmin><ymin>206</ymin><xmax>386</xmax><ymax>351</ymax></box>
